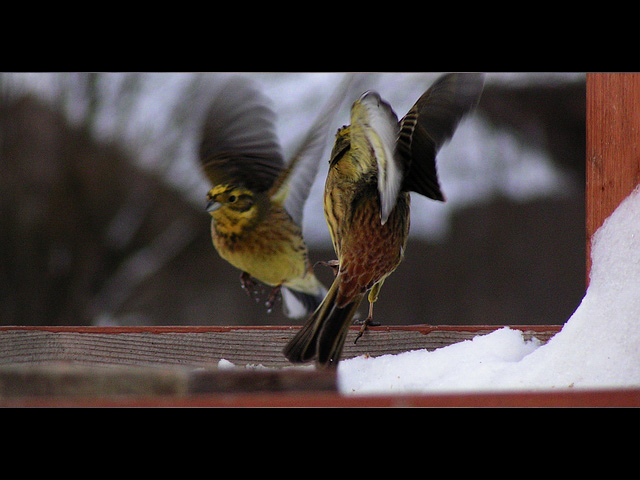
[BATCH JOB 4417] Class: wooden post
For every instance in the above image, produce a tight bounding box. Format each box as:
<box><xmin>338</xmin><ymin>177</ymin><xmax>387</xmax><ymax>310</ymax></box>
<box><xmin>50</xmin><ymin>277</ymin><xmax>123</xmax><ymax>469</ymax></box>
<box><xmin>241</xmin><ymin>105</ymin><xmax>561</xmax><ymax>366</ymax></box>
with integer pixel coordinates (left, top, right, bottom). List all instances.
<box><xmin>586</xmin><ymin>73</ymin><xmax>640</xmax><ymax>280</ymax></box>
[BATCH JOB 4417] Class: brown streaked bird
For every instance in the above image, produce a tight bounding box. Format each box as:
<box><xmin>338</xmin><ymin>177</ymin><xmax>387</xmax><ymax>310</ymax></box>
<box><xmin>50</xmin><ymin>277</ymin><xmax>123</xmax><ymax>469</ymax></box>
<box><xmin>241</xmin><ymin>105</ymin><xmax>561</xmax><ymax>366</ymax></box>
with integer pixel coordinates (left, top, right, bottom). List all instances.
<box><xmin>284</xmin><ymin>72</ymin><xmax>486</xmax><ymax>366</ymax></box>
<box><xmin>199</xmin><ymin>74</ymin><xmax>355</xmax><ymax>318</ymax></box>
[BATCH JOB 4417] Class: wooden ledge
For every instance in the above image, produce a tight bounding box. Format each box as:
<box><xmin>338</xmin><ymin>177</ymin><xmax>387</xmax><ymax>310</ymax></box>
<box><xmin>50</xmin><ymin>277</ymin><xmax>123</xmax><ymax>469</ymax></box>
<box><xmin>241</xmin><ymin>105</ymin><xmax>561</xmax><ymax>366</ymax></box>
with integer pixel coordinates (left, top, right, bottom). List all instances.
<box><xmin>0</xmin><ymin>325</ymin><xmax>560</xmax><ymax>368</ymax></box>
<box><xmin>4</xmin><ymin>389</ymin><xmax>640</xmax><ymax>408</ymax></box>
<box><xmin>5</xmin><ymin>324</ymin><xmax>635</xmax><ymax>407</ymax></box>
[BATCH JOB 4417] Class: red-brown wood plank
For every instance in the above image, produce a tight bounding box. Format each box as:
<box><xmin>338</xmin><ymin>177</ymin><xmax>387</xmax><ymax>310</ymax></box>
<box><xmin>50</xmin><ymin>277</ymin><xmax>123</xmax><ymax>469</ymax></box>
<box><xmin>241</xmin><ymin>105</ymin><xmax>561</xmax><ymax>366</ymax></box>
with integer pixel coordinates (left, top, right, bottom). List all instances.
<box><xmin>3</xmin><ymin>388</ymin><xmax>640</xmax><ymax>407</ymax></box>
<box><xmin>586</xmin><ymin>73</ymin><xmax>640</xmax><ymax>279</ymax></box>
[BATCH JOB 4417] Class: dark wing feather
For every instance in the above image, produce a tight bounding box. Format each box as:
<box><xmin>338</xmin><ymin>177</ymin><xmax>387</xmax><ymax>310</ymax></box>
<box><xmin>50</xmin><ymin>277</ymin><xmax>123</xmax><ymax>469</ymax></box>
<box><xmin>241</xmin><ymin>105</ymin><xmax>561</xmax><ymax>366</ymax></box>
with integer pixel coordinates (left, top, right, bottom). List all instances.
<box><xmin>398</xmin><ymin>73</ymin><xmax>485</xmax><ymax>200</ymax></box>
<box><xmin>199</xmin><ymin>76</ymin><xmax>285</xmax><ymax>193</ymax></box>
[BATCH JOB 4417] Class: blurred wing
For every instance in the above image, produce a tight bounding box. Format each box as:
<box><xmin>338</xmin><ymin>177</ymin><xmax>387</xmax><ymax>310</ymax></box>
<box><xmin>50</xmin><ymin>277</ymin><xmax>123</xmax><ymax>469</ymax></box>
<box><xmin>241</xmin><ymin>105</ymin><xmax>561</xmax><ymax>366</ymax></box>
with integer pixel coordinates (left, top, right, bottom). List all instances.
<box><xmin>399</xmin><ymin>72</ymin><xmax>485</xmax><ymax>201</ymax></box>
<box><xmin>350</xmin><ymin>90</ymin><xmax>401</xmax><ymax>224</ymax></box>
<box><xmin>199</xmin><ymin>76</ymin><xmax>285</xmax><ymax>193</ymax></box>
<box><xmin>270</xmin><ymin>73</ymin><xmax>356</xmax><ymax>226</ymax></box>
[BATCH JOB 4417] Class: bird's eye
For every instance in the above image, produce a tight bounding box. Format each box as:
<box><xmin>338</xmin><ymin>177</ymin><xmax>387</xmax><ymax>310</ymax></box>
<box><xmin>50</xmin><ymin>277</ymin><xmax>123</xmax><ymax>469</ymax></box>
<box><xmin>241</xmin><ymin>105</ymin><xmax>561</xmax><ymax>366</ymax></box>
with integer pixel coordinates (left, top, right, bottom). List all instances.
<box><xmin>228</xmin><ymin>195</ymin><xmax>236</xmax><ymax>203</ymax></box>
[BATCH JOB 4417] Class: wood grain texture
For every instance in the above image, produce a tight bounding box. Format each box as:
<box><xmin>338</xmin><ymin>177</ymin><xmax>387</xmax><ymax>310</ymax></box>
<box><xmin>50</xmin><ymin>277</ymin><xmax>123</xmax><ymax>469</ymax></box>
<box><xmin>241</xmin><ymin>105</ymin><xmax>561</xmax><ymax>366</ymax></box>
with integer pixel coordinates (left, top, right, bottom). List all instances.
<box><xmin>2</xmin><ymin>326</ymin><xmax>638</xmax><ymax>406</ymax></box>
<box><xmin>0</xmin><ymin>325</ymin><xmax>559</xmax><ymax>368</ymax></box>
<box><xmin>587</xmin><ymin>73</ymin><xmax>640</xmax><ymax>278</ymax></box>
<box><xmin>0</xmin><ymin>362</ymin><xmax>338</xmax><ymax>398</ymax></box>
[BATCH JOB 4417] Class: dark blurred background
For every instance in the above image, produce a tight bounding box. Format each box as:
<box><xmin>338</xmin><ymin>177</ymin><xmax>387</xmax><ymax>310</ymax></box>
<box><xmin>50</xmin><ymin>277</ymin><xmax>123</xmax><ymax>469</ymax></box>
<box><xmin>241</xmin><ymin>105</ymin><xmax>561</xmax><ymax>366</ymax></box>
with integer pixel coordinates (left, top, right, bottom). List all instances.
<box><xmin>0</xmin><ymin>72</ymin><xmax>586</xmax><ymax>327</ymax></box>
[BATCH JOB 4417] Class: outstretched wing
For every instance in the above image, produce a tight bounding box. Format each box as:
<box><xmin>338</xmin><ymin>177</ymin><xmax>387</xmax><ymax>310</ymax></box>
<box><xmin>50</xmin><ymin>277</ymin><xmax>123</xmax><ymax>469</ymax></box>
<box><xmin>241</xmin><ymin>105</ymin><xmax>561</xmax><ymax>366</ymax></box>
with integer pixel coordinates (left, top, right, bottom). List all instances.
<box><xmin>199</xmin><ymin>76</ymin><xmax>285</xmax><ymax>193</ymax></box>
<box><xmin>269</xmin><ymin>73</ymin><xmax>356</xmax><ymax>227</ymax></box>
<box><xmin>350</xmin><ymin>90</ymin><xmax>402</xmax><ymax>224</ymax></box>
<box><xmin>398</xmin><ymin>72</ymin><xmax>486</xmax><ymax>201</ymax></box>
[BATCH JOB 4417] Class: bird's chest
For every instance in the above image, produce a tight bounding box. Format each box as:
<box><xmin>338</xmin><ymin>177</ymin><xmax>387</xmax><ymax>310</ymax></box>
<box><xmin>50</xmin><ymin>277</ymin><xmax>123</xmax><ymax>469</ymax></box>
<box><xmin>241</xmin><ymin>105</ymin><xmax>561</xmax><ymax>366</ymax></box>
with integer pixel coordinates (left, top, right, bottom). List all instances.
<box><xmin>210</xmin><ymin>215</ymin><xmax>306</xmax><ymax>286</ymax></box>
<box><xmin>336</xmin><ymin>190</ymin><xmax>410</xmax><ymax>301</ymax></box>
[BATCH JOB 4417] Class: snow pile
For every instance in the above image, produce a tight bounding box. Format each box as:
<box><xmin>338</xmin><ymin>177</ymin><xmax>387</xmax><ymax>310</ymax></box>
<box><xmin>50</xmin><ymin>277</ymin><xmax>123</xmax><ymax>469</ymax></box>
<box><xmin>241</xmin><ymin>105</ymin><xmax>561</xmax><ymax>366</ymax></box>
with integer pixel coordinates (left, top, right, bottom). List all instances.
<box><xmin>339</xmin><ymin>185</ymin><xmax>640</xmax><ymax>394</ymax></box>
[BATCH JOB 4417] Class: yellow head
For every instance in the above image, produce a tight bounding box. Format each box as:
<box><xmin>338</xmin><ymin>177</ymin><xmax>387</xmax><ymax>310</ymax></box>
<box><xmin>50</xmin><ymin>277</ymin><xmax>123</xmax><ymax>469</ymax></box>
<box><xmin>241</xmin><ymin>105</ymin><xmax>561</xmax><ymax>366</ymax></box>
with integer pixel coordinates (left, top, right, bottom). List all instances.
<box><xmin>206</xmin><ymin>184</ymin><xmax>266</xmax><ymax>236</ymax></box>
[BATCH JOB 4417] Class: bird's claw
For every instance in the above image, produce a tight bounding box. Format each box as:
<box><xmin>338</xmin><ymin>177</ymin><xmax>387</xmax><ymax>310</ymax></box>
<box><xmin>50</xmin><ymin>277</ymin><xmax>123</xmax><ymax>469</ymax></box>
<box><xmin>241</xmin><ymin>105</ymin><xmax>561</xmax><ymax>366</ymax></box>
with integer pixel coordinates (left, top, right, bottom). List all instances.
<box><xmin>240</xmin><ymin>272</ymin><xmax>261</xmax><ymax>300</ymax></box>
<box><xmin>353</xmin><ymin>316</ymin><xmax>380</xmax><ymax>344</ymax></box>
<box><xmin>265</xmin><ymin>285</ymin><xmax>282</xmax><ymax>314</ymax></box>
<box><xmin>315</xmin><ymin>259</ymin><xmax>340</xmax><ymax>276</ymax></box>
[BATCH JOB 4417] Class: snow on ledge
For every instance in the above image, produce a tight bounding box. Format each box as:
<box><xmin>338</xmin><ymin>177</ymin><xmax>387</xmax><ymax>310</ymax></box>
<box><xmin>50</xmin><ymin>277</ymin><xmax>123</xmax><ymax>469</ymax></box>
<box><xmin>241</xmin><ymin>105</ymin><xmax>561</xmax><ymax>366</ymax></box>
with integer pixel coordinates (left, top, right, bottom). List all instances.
<box><xmin>339</xmin><ymin>185</ymin><xmax>640</xmax><ymax>394</ymax></box>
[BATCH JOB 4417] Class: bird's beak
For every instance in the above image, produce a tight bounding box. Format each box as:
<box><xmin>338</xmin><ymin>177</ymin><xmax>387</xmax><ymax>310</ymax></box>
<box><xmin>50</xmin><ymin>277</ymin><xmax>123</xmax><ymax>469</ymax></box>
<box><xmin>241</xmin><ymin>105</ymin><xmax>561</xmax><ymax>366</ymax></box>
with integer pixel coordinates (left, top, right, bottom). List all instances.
<box><xmin>206</xmin><ymin>199</ymin><xmax>222</xmax><ymax>213</ymax></box>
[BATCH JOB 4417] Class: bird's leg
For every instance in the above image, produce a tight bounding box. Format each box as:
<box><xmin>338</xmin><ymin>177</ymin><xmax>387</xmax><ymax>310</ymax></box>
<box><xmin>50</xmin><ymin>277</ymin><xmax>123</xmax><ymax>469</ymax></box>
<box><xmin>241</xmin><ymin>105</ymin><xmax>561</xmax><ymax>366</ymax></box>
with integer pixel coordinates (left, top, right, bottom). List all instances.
<box><xmin>354</xmin><ymin>281</ymin><xmax>383</xmax><ymax>344</ymax></box>
<box><xmin>315</xmin><ymin>259</ymin><xmax>340</xmax><ymax>276</ymax></box>
<box><xmin>240</xmin><ymin>272</ymin><xmax>261</xmax><ymax>301</ymax></box>
<box><xmin>354</xmin><ymin>303</ymin><xmax>377</xmax><ymax>344</ymax></box>
<box><xmin>265</xmin><ymin>284</ymin><xmax>282</xmax><ymax>313</ymax></box>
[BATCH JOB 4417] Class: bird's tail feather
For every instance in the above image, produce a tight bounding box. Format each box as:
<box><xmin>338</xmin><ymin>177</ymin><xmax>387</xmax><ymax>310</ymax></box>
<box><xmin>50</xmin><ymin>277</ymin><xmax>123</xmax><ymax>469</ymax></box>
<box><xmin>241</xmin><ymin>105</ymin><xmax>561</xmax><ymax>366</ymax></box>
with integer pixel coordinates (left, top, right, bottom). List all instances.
<box><xmin>316</xmin><ymin>297</ymin><xmax>363</xmax><ymax>367</ymax></box>
<box><xmin>283</xmin><ymin>278</ymin><xmax>363</xmax><ymax>367</ymax></box>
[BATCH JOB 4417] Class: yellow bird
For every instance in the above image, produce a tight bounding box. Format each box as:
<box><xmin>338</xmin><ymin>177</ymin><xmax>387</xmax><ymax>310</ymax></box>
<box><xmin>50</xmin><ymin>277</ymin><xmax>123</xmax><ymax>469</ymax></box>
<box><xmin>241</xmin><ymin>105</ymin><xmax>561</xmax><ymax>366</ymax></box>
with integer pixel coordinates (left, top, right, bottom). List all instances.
<box><xmin>284</xmin><ymin>73</ymin><xmax>485</xmax><ymax>366</ymax></box>
<box><xmin>199</xmin><ymin>74</ymin><xmax>354</xmax><ymax>318</ymax></box>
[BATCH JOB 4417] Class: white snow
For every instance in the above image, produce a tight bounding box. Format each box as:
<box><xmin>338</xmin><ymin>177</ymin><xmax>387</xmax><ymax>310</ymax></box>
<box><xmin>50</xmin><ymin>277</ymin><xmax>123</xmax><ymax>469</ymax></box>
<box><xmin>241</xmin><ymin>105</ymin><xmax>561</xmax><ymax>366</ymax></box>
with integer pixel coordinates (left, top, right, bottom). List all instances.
<box><xmin>339</xmin><ymin>185</ymin><xmax>640</xmax><ymax>394</ymax></box>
